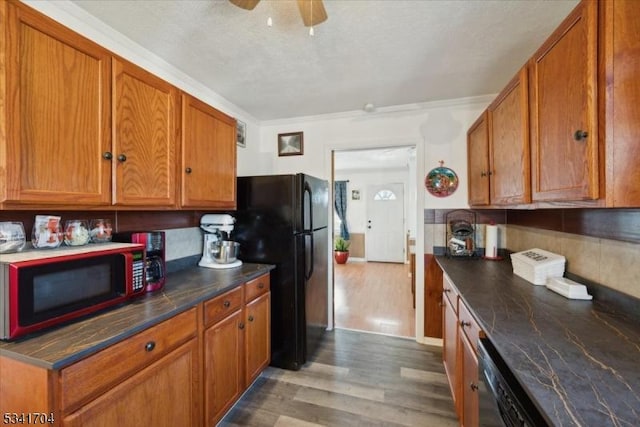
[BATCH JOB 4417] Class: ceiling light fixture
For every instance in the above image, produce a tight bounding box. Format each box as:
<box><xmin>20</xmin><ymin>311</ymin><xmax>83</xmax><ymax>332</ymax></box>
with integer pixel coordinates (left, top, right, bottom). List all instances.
<box><xmin>229</xmin><ymin>0</ymin><xmax>327</xmax><ymax>32</ymax></box>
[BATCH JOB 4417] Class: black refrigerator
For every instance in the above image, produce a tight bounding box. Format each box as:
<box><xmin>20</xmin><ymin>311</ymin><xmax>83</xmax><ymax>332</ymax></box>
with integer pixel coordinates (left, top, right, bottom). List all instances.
<box><xmin>233</xmin><ymin>174</ymin><xmax>329</xmax><ymax>371</ymax></box>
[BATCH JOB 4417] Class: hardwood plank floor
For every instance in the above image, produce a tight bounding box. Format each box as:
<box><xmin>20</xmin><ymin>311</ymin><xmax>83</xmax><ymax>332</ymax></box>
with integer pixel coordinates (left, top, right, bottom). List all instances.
<box><xmin>334</xmin><ymin>261</ymin><xmax>415</xmax><ymax>338</ymax></box>
<box><xmin>219</xmin><ymin>329</ymin><xmax>457</xmax><ymax>427</ymax></box>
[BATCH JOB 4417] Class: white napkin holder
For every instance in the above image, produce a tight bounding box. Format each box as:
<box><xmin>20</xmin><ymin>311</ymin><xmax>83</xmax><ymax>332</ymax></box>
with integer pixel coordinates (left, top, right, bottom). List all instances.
<box><xmin>545</xmin><ymin>277</ymin><xmax>593</xmax><ymax>300</ymax></box>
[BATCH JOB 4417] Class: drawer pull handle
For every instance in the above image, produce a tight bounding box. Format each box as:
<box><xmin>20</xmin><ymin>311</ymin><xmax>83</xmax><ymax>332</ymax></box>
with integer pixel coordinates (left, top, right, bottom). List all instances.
<box><xmin>145</xmin><ymin>341</ymin><xmax>156</xmax><ymax>352</ymax></box>
<box><xmin>248</xmin><ymin>315</ymin><xmax>254</xmax><ymax>322</ymax></box>
<box><xmin>258</xmin><ymin>283</ymin><xmax>264</xmax><ymax>289</ymax></box>
<box><xmin>470</xmin><ymin>382</ymin><xmax>479</xmax><ymax>391</ymax></box>
<box><xmin>239</xmin><ymin>322</ymin><xmax>245</xmax><ymax>330</ymax></box>
<box><xmin>223</xmin><ymin>300</ymin><xmax>231</xmax><ymax>308</ymax></box>
<box><xmin>460</xmin><ymin>320</ymin><xmax>471</xmax><ymax>328</ymax></box>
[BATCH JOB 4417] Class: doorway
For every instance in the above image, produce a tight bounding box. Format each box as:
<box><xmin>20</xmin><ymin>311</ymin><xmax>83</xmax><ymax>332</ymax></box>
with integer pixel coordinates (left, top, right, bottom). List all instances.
<box><xmin>332</xmin><ymin>146</ymin><xmax>416</xmax><ymax>338</ymax></box>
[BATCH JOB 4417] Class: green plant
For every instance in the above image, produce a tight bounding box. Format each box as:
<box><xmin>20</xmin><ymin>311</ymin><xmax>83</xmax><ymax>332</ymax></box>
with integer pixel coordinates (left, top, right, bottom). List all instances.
<box><xmin>334</xmin><ymin>237</ymin><xmax>350</xmax><ymax>252</ymax></box>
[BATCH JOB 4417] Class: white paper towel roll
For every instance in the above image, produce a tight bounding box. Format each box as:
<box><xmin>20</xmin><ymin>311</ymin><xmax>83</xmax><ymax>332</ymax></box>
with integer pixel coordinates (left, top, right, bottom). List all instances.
<box><xmin>484</xmin><ymin>223</ymin><xmax>498</xmax><ymax>258</ymax></box>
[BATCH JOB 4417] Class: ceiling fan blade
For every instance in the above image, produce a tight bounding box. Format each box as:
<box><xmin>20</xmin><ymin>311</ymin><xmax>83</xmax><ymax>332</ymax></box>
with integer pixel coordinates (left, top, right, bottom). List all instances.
<box><xmin>297</xmin><ymin>0</ymin><xmax>328</xmax><ymax>27</ymax></box>
<box><xmin>229</xmin><ymin>0</ymin><xmax>261</xmax><ymax>11</ymax></box>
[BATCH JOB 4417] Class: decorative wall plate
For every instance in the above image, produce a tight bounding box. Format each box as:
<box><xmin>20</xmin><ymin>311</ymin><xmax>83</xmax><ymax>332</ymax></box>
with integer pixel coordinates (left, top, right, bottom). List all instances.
<box><xmin>425</xmin><ymin>161</ymin><xmax>458</xmax><ymax>197</ymax></box>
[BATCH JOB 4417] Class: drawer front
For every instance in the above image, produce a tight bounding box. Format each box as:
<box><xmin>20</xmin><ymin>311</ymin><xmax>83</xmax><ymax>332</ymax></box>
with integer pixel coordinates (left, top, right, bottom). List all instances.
<box><xmin>442</xmin><ymin>274</ymin><xmax>459</xmax><ymax>314</ymax></box>
<box><xmin>203</xmin><ymin>286</ymin><xmax>243</xmax><ymax>327</ymax></box>
<box><xmin>458</xmin><ymin>300</ymin><xmax>482</xmax><ymax>353</ymax></box>
<box><xmin>244</xmin><ymin>274</ymin><xmax>270</xmax><ymax>303</ymax></box>
<box><xmin>60</xmin><ymin>308</ymin><xmax>197</xmax><ymax>413</ymax></box>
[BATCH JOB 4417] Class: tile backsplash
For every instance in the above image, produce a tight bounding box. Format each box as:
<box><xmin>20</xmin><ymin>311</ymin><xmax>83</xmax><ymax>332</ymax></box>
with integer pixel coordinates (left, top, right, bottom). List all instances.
<box><xmin>163</xmin><ymin>227</ymin><xmax>202</xmax><ymax>261</ymax></box>
<box><xmin>507</xmin><ymin>225</ymin><xmax>640</xmax><ymax>299</ymax></box>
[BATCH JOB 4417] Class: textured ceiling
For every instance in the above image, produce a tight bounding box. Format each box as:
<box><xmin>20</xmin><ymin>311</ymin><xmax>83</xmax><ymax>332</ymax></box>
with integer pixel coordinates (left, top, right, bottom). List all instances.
<box><xmin>71</xmin><ymin>0</ymin><xmax>579</xmax><ymax>121</ymax></box>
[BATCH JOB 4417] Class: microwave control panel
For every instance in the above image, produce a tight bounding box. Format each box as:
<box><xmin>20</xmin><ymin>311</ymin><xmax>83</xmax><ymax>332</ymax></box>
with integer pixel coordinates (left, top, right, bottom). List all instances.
<box><xmin>132</xmin><ymin>257</ymin><xmax>145</xmax><ymax>293</ymax></box>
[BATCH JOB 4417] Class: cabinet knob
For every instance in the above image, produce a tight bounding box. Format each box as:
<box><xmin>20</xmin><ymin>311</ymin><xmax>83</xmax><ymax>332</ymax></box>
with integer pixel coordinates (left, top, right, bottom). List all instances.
<box><xmin>185</xmin><ymin>167</ymin><xmax>192</xmax><ymax>174</ymax></box>
<box><xmin>145</xmin><ymin>341</ymin><xmax>156</xmax><ymax>352</ymax></box>
<box><xmin>470</xmin><ymin>382</ymin><xmax>479</xmax><ymax>391</ymax></box>
<box><xmin>258</xmin><ymin>283</ymin><xmax>264</xmax><ymax>289</ymax></box>
<box><xmin>239</xmin><ymin>322</ymin><xmax>245</xmax><ymax>330</ymax></box>
<box><xmin>117</xmin><ymin>154</ymin><xmax>127</xmax><ymax>162</ymax></box>
<box><xmin>480</xmin><ymin>171</ymin><xmax>487</xmax><ymax>177</ymax></box>
<box><xmin>443</xmin><ymin>288</ymin><xmax>451</xmax><ymax>293</ymax></box>
<box><xmin>102</xmin><ymin>151</ymin><xmax>113</xmax><ymax>160</ymax></box>
<box><xmin>574</xmin><ymin>130</ymin><xmax>589</xmax><ymax>141</ymax></box>
<box><xmin>248</xmin><ymin>315</ymin><xmax>254</xmax><ymax>322</ymax></box>
<box><xmin>460</xmin><ymin>320</ymin><xmax>471</xmax><ymax>327</ymax></box>
<box><xmin>223</xmin><ymin>300</ymin><xmax>231</xmax><ymax>308</ymax></box>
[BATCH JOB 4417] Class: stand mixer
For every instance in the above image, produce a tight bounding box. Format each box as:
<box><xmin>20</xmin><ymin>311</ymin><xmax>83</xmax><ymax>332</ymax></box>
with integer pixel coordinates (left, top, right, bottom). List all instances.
<box><xmin>199</xmin><ymin>214</ymin><xmax>243</xmax><ymax>269</ymax></box>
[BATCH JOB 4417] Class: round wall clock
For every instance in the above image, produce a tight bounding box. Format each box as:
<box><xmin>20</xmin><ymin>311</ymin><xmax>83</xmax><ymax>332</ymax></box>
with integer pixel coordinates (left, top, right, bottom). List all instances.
<box><xmin>425</xmin><ymin>161</ymin><xmax>459</xmax><ymax>197</ymax></box>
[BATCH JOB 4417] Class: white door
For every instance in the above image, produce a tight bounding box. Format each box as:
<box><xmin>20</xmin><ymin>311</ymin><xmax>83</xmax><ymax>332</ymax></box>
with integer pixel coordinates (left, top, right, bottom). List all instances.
<box><xmin>365</xmin><ymin>183</ymin><xmax>405</xmax><ymax>263</ymax></box>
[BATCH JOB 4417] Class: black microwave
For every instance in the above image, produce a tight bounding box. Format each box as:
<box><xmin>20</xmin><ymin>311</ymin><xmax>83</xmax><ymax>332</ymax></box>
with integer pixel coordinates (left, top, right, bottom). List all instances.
<box><xmin>0</xmin><ymin>243</ymin><xmax>146</xmax><ymax>340</ymax></box>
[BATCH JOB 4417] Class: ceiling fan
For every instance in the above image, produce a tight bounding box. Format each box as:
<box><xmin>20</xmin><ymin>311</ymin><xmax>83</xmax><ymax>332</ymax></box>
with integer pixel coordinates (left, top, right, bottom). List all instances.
<box><xmin>229</xmin><ymin>0</ymin><xmax>328</xmax><ymax>27</ymax></box>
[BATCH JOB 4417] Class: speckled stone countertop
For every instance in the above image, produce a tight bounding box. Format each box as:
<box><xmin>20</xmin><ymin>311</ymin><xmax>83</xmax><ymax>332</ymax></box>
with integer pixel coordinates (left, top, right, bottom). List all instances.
<box><xmin>436</xmin><ymin>256</ymin><xmax>640</xmax><ymax>427</ymax></box>
<box><xmin>0</xmin><ymin>263</ymin><xmax>273</xmax><ymax>370</ymax></box>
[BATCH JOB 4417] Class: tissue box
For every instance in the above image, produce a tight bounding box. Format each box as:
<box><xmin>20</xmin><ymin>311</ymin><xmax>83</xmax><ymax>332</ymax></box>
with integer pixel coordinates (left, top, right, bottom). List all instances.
<box><xmin>510</xmin><ymin>248</ymin><xmax>565</xmax><ymax>285</ymax></box>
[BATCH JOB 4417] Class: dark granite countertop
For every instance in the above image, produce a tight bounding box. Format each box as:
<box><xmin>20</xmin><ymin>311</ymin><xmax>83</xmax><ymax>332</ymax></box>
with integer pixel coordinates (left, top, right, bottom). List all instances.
<box><xmin>436</xmin><ymin>256</ymin><xmax>640</xmax><ymax>427</ymax></box>
<box><xmin>0</xmin><ymin>263</ymin><xmax>273</xmax><ymax>370</ymax></box>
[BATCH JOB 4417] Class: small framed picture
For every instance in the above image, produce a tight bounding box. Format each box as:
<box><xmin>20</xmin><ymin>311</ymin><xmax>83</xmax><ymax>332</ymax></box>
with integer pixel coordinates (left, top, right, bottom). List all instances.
<box><xmin>236</xmin><ymin>120</ymin><xmax>246</xmax><ymax>148</ymax></box>
<box><xmin>352</xmin><ymin>190</ymin><xmax>360</xmax><ymax>200</ymax></box>
<box><xmin>278</xmin><ymin>132</ymin><xmax>304</xmax><ymax>156</ymax></box>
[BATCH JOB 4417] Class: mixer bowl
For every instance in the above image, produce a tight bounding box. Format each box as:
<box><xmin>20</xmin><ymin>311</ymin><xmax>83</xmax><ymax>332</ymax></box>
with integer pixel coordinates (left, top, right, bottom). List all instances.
<box><xmin>212</xmin><ymin>240</ymin><xmax>240</xmax><ymax>264</ymax></box>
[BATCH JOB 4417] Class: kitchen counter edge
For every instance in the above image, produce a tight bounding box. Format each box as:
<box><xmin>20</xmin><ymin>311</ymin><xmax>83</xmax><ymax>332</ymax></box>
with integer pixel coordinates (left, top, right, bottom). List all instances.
<box><xmin>0</xmin><ymin>263</ymin><xmax>274</xmax><ymax>370</ymax></box>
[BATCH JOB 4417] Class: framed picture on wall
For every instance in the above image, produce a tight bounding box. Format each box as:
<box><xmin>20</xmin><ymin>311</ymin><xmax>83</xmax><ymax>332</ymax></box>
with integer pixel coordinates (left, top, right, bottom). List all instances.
<box><xmin>278</xmin><ymin>132</ymin><xmax>304</xmax><ymax>156</ymax></box>
<box><xmin>236</xmin><ymin>120</ymin><xmax>246</xmax><ymax>148</ymax></box>
<box><xmin>352</xmin><ymin>190</ymin><xmax>360</xmax><ymax>200</ymax></box>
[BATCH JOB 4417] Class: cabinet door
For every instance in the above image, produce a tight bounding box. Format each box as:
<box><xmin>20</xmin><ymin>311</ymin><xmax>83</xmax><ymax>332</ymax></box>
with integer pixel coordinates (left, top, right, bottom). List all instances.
<box><xmin>245</xmin><ymin>292</ymin><xmax>270</xmax><ymax>386</ymax></box>
<box><xmin>113</xmin><ymin>58</ymin><xmax>178</xmax><ymax>206</ymax></box>
<box><xmin>530</xmin><ymin>0</ymin><xmax>598</xmax><ymax>201</ymax></box>
<box><xmin>424</xmin><ymin>254</ymin><xmax>443</xmax><ymax>339</ymax></box>
<box><xmin>442</xmin><ymin>290</ymin><xmax>460</xmax><ymax>416</ymax></box>
<box><xmin>181</xmin><ymin>94</ymin><xmax>236</xmax><ymax>209</ymax></box>
<box><xmin>461</xmin><ymin>333</ymin><xmax>479</xmax><ymax>427</ymax></box>
<box><xmin>488</xmin><ymin>67</ymin><xmax>531</xmax><ymax>205</ymax></box>
<box><xmin>603</xmin><ymin>0</ymin><xmax>640</xmax><ymax>207</ymax></box>
<box><xmin>467</xmin><ymin>112</ymin><xmax>490</xmax><ymax>206</ymax></box>
<box><xmin>4</xmin><ymin>2</ymin><xmax>111</xmax><ymax>206</ymax></box>
<box><xmin>203</xmin><ymin>310</ymin><xmax>243</xmax><ymax>426</ymax></box>
<box><xmin>63</xmin><ymin>339</ymin><xmax>200</xmax><ymax>427</ymax></box>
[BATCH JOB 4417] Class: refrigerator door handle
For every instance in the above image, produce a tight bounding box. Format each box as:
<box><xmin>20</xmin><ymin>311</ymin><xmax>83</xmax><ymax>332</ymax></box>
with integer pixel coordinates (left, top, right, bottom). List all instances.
<box><xmin>305</xmin><ymin>232</ymin><xmax>314</xmax><ymax>280</ymax></box>
<box><xmin>304</xmin><ymin>182</ymin><xmax>313</xmax><ymax>232</ymax></box>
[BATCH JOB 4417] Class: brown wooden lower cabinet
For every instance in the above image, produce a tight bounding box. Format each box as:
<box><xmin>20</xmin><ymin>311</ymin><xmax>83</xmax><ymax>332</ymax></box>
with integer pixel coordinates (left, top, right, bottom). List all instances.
<box><xmin>64</xmin><ymin>339</ymin><xmax>199</xmax><ymax>427</ymax></box>
<box><xmin>424</xmin><ymin>254</ymin><xmax>444</xmax><ymax>338</ymax></box>
<box><xmin>442</xmin><ymin>273</ymin><xmax>482</xmax><ymax>427</ymax></box>
<box><xmin>0</xmin><ymin>273</ymin><xmax>271</xmax><ymax>427</ymax></box>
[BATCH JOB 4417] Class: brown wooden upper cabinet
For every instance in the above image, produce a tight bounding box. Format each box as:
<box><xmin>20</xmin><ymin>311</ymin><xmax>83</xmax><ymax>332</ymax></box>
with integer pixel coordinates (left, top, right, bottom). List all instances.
<box><xmin>602</xmin><ymin>0</ymin><xmax>640</xmax><ymax>207</ymax></box>
<box><xmin>1</xmin><ymin>1</ymin><xmax>112</xmax><ymax>207</ymax></box>
<box><xmin>488</xmin><ymin>67</ymin><xmax>531</xmax><ymax>205</ymax></box>
<box><xmin>467</xmin><ymin>112</ymin><xmax>490</xmax><ymax>206</ymax></box>
<box><xmin>529</xmin><ymin>0</ymin><xmax>599</xmax><ymax>202</ymax></box>
<box><xmin>112</xmin><ymin>58</ymin><xmax>179</xmax><ymax>207</ymax></box>
<box><xmin>181</xmin><ymin>94</ymin><xmax>237</xmax><ymax>209</ymax></box>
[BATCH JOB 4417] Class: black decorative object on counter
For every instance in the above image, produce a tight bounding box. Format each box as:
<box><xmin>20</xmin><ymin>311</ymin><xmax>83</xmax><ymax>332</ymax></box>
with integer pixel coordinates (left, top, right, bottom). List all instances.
<box><xmin>445</xmin><ymin>209</ymin><xmax>479</xmax><ymax>258</ymax></box>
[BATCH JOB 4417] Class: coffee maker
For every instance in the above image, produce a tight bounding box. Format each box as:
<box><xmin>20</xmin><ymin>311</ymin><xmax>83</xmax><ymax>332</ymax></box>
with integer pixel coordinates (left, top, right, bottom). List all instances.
<box><xmin>112</xmin><ymin>231</ymin><xmax>166</xmax><ymax>292</ymax></box>
<box><xmin>199</xmin><ymin>214</ymin><xmax>242</xmax><ymax>269</ymax></box>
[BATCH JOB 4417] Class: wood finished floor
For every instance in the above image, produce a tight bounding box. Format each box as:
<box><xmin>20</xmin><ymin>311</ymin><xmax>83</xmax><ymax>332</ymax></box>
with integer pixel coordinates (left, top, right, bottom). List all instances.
<box><xmin>334</xmin><ymin>261</ymin><xmax>415</xmax><ymax>338</ymax></box>
<box><xmin>219</xmin><ymin>329</ymin><xmax>457</xmax><ymax>427</ymax></box>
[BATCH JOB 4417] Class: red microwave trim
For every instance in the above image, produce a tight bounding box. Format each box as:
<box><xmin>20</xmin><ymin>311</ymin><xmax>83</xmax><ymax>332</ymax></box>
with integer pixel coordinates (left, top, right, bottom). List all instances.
<box><xmin>5</xmin><ymin>244</ymin><xmax>145</xmax><ymax>340</ymax></box>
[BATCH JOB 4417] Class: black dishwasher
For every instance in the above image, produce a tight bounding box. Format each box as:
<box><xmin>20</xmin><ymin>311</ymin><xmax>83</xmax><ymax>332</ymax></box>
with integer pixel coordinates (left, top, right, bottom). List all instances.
<box><xmin>478</xmin><ymin>337</ymin><xmax>550</xmax><ymax>427</ymax></box>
